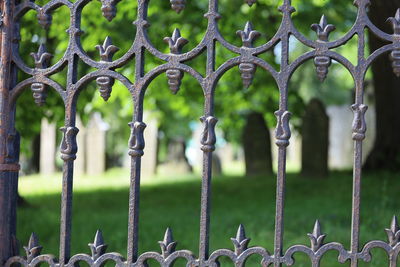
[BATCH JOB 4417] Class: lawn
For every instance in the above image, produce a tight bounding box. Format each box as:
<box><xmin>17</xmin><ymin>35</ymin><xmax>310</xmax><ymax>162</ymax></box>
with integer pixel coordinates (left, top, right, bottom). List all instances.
<box><xmin>17</xmin><ymin>169</ymin><xmax>400</xmax><ymax>266</ymax></box>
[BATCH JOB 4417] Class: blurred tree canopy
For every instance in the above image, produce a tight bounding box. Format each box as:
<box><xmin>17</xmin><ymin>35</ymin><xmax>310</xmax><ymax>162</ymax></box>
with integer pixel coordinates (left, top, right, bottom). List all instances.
<box><xmin>15</xmin><ymin>0</ymin><xmax>364</xmax><ymax>166</ymax></box>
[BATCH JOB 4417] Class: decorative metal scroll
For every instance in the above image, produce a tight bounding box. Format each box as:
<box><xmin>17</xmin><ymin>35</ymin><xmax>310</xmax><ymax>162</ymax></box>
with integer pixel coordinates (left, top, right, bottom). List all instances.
<box><xmin>1</xmin><ymin>0</ymin><xmax>400</xmax><ymax>266</ymax></box>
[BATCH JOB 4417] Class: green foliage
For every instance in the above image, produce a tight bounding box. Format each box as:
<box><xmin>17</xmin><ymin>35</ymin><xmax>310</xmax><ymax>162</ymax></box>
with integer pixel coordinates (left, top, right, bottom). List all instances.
<box><xmin>15</xmin><ymin>0</ymin><xmax>359</xmax><ymax>158</ymax></box>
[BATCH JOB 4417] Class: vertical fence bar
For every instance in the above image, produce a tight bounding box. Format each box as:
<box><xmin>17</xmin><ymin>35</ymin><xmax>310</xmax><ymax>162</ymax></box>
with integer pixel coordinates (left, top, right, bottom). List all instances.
<box><xmin>198</xmin><ymin>101</ymin><xmax>217</xmax><ymax>265</ymax></box>
<box><xmin>127</xmin><ymin>2</ymin><xmax>147</xmax><ymax>257</ymax></box>
<box><xmin>198</xmin><ymin>0</ymin><xmax>218</xmax><ymax>263</ymax></box>
<box><xmin>349</xmin><ymin>11</ymin><xmax>368</xmax><ymax>264</ymax></box>
<box><xmin>0</xmin><ymin>0</ymin><xmax>18</xmax><ymax>264</ymax></box>
<box><xmin>273</xmin><ymin>1</ymin><xmax>291</xmax><ymax>259</ymax></box>
<box><xmin>59</xmin><ymin>13</ymin><xmax>80</xmax><ymax>261</ymax></box>
<box><xmin>126</xmin><ymin>100</ymin><xmax>145</xmax><ymax>263</ymax></box>
<box><xmin>59</xmin><ymin>110</ymin><xmax>78</xmax><ymax>266</ymax></box>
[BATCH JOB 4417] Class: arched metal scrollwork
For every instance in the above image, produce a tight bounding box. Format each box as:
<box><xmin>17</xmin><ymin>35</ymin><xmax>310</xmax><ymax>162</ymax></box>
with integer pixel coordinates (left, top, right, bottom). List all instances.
<box><xmin>0</xmin><ymin>0</ymin><xmax>399</xmax><ymax>266</ymax></box>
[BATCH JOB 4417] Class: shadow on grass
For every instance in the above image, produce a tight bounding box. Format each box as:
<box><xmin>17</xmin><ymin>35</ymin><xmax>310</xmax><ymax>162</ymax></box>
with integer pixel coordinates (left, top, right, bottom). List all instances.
<box><xmin>17</xmin><ymin>171</ymin><xmax>399</xmax><ymax>266</ymax></box>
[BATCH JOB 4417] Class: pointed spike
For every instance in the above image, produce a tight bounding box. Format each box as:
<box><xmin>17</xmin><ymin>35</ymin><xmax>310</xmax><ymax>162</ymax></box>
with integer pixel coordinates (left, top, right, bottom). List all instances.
<box><xmin>236</xmin><ymin>224</ymin><xmax>246</xmax><ymax>242</ymax></box>
<box><xmin>320</xmin><ymin>15</ymin><xmax>327</xmax><ymax>27</ymax></box>
<box><xmin>391</xmin><ymin>215</ymin><xmax>399</xmax><ymax>233</ymax></box>
<box><xmin>244</xmin><ymin>21</ymin><xmax>253</xmax><ymax>33</ymax></box>
<box><xmin>164</xmin><ymin>227</ymin><xmax>174</xmax><ymax>244</ymax></box>
<box><xmin>28</xmin><ymin>232</ymin><xmax>39</xmax><ymax>249</ymax></box>
<box><xmin>103</xmin><ymin>36</ymin><xmax>112</xmax><ymax>48</ymax></box>
<box><xmin>395</xmin><ymin>8</ymin><xmax>400</xmax><ymax>20</ymax></box>
<box><xmin>38</xmin><ymin>44</ymin><xmax>46</xmax><ymax>55</ymax></box>
<box><xmin>94</xmin><ymin>230</ymin><xmax>104</xmax><ymax>247</ymax></box>
<box><xmin>172</xmin><ymin>28</ymin><xmax>181</xmax><ymax>42</ymax></box>
<box><xmin>312</xmin><ymin>220</ymin><xmax>322</xmax><ymax>237</ymax></box>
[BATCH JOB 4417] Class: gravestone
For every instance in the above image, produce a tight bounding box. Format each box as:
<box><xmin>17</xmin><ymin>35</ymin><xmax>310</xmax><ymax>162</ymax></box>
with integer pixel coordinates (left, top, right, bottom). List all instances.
<box><xmin>212</xmin><ymin>154</ymin><xmax>222</xmax><ymax>176</ymax></box>
<box><xmin>159</xmin><ymin>138</ymin><xmax>193</xmax><ymax>175</ymax></box>
<box><xmin>242</xmin><ymin>112</ymin><xmax>273</xmax><ymax>176</ymax></box>
<box><xmin>86</xmin><ymin>113</ymin><xmax>109</xmax><ymax>175</ymax></box>
<box><xmin>40</xmin><ymin>118</ymin><xmax>56</xmax><ymax>174</ymax></box>
<box><xmin>301</xmin><ymin>98</ymin><xmax>329</xmax><ymax>177</ymax></box>
<box><xmin>142</xmin><ymin>112</ymin><xmax>158</xmax><ymax>177</ymax></box>
<box><xmin>327</xmin><ymin>104</ymin><xmax>376</xmax><ymax>170</ymax></box>
<box><xmin>75</xmin><ymin>116</ymin><xmax>86</xmax><ymax>176</ymax></box>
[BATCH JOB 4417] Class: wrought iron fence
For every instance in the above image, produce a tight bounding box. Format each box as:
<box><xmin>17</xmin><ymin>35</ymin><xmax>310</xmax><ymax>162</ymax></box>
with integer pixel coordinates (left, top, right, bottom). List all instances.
<box><xmin>0</xmin><ymin>0</ymin><xmax>399</xmax><ymax>266</ymax></box>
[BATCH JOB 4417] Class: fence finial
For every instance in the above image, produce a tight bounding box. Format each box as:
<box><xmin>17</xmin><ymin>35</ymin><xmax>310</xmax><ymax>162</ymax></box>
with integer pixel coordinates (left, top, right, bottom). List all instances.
<box><xmin>158</xmin><ymin>227</ymin><xmax>177</xmax><ymax>258</ymax></box>
<box><xmin>307</xmin><ymin>220</ymin><xmax>326</xmax><ymax>252</ymax></box>
<box><xmin>24</xmin><ymin>233</ymin><xmax>42</xmax><ymax>263</ymax></box>
<box><xmin>88</xmin><ymin>230</ymin><xmax>108</xmax><ymax>260</ymax></box>
<box><xmin>385</xmin><ymin>215</ymin><xmax>400</xmax><ymax>247</ymax></box>
<box><xmin>231</xmin><ymin>224</ymin><xmax>250</xmax><ymax>255</ymax></box>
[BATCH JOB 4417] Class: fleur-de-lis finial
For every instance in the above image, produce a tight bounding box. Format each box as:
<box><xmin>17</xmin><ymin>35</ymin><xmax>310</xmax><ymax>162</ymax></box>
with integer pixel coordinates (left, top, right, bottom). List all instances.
<box><xmin>30</xmin><ymin>44</ymin><xmax>53</xmax><ymax>69</ymax></box>
<box><xmin>387</xmin><ymin>9</ymin><xmax>400</xmax><ymax>77</ymax></box>
<box><xmin>158</xmin><ymin>228</ymin><xmax>177</xmax><ymax>258</ymax></box>
<box><xmin>164</xmin><ymin>29</ymin><xmax>188</xmax><ymax>94</ymax></box>
<box><xmin>95</xmin><ymin>37</ymin><xmax>120</xmax><ymax>101</ymax></box>
<box><xmin>311</xmin><ymin>15</ymin><xmax>336</xmax><ymax>42</ymax></box>
<box><xmin>236</xmin><ymin>22</ymin><xmax>260</xmax><ymax>89</ymax></box>
<box><xmin>96</xmin><ymin>36</ymin><xmax>120</xmax><ymax>62</ymax></box>
<box><xmin>307</xmin><ymin>220</ymin><xmax>326</xmax><ymax>252</ymax></box>
<box><xmin>311</xmin><ymin>15</ymin><xmax>335</xmax><ymax>81</ymax></box>
<box><xmin>237</xmin><ymin>22</ymin><xmax>261</xmax><ymax>48</ymax></box>
<box><xmin>387</xmin><ymin>9</ymin><xmax>400</xmax><ymax>35</ymax></box>
<box><xmin>30</xmin><ymin>44</ymin><xmax>53</xmax><ymax>106</ymax></box>
<box><xmin>385</xmin><ymin>215</ymin><xmax>400</xmax><ymax>247</ymax></box>
<box><xmin>88</xmin><ymin>230</ymin><xmax>108</xmax><ymax>260</ymax></box>
<box><xmin>24</xmin><ymin>233</ymin><xmax>43</xmax><ymax>263</ymax></box>
<box><xmin>230</xmin><ymin>224</ymin><xmax>251</xmax><ymax>255</ymax></box>
<box><xmin>164</xmin><ymin>28</ymin><xmax>188</xmax><ymax>54</ymax></box>
<box><xmin>278</xmin><ymin>0</ymin><xmax>296</xmax><ymax>15</ymax></box>
<box><xmin>170</xmin><ymin>0</ymin><xmax>185</xmax><ymax>13</ymax></box>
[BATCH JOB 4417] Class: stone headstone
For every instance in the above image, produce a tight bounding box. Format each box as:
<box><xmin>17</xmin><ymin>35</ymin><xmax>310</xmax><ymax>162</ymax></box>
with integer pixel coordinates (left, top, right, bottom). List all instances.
<box><xmin>326</xmin><ymin>104</ymin><xmax>376</xmax><ymax>170</ymax></box>
<box><xmin>86</xmin><ymin>113</ymin><xmax>108</xmax><ymax>176</ymax></box>
<box><xmin>142</xmin><ymin>112</ymin><xmax>158</xmax><ymax>177</ymax></box>
<box><xmin>75</xmin><ymin>116</ymin><xmax>86</xmax><ymax>176</ymax></box>
<box><xmin>212</xmin><ymin>153</ymin><xmax>222</xmax><ymax>176</ymax></box>
<box><xmin>242</xmin><ymin>112</ymin><xmax>273</xmax><ymax>176</ymax></box>
<box><xmin>301</xmin><ymin>98</ymin><xmax>329</xmax><ymax>177</ymax></box>
<box><xmin>40</xmin><ymin>118</ymin><xmax>56</xmax><ymax>174</ymax></box>
<box><xmin>158</xmin><ymin>138</ymin><xmax>193</xmax><ymax>175</ymax></box>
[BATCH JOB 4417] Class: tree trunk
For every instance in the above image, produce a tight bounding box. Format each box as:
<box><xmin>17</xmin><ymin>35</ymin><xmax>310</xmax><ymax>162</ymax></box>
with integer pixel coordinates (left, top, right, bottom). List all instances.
<box><xmin>364</xmin><ymin>1</ymin><xmax>400</xmax><ymax>171</ymax></box>
<box><xmin>242</xmin><ymin>112</ymin><xmax>273</xmax><ymax>176</ymax></box>
<box><xmin>30</xmin><ymin>134</ymin><xmax>40</xmax><ymax>174</ymax></box>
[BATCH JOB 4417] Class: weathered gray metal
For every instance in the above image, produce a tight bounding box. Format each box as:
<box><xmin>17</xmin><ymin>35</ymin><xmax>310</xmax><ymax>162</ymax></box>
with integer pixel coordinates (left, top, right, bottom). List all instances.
<box><xmin>0</xmin><ymin>0</ymin><xmax>399</xmax><ymax>266</ymax></box>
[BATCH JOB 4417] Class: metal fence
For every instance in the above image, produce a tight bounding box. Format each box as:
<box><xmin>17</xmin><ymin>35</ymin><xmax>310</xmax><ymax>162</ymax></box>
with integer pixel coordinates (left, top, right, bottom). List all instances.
<box><xmin>0</xmin><ymin>0</ymin><xmax>399</xmax><ymax>266</ymax></box>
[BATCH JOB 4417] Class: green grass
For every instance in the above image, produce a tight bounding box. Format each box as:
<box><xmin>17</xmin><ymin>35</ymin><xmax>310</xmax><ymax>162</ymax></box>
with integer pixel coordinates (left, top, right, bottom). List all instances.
<box><xmin>17</xmin><ymin>169</ymin><xmax>400</xmax><ymax>266</ymax></box>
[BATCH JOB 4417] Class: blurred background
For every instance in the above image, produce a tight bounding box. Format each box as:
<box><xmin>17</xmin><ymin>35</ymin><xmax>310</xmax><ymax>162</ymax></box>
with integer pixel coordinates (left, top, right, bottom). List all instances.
<box><xmin>14</xmin><ymin>0</ymin><xmax>399</xmax><ymax>266</ymax></box>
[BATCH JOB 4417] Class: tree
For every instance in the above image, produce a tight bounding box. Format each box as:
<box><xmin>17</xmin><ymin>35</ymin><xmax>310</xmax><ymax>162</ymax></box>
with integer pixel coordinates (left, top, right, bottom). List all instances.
<box><xmin>364</xmin><ymin>0</ymin><xmax>400</xmax><ymax>171</ymax></box>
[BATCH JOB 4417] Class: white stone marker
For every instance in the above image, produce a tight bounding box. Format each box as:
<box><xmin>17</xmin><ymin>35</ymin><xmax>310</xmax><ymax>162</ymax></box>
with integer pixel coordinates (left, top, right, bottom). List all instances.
<box><xmin>40</xmin><ymin>118</ymin><xmax>56</xmax><ymax>174</ymax></box>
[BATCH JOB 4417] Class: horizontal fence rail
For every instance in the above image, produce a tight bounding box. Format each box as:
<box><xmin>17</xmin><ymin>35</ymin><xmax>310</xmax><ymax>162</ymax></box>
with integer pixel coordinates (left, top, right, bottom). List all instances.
<box><xmin>0</xmin><ymin>0</ymin><xmax>399</xmax><ymax>266</ymax></box>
